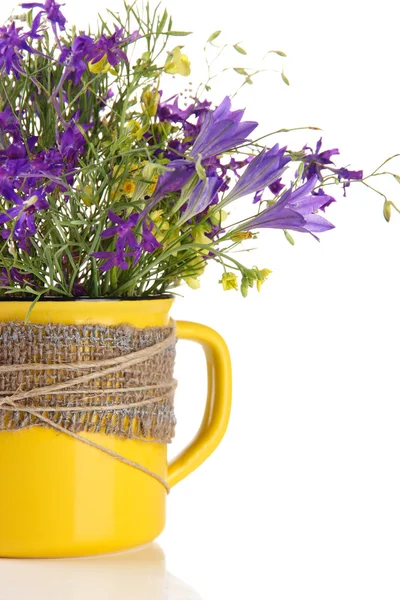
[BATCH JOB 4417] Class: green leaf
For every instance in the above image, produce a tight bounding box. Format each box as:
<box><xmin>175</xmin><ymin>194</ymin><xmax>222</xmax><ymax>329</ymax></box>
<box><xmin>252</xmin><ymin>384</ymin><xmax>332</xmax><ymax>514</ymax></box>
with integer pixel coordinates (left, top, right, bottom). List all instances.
<box><xmin>281</xmin><ymin>71</ymin><xmax>290</xmax><ymax>86</ymax></box>
<box><xmin>245</xmin><ymin>77</ymin><xmax>253</xmax><ymax>85</ymax></box>
<box><xmin>208</xmin><ymin>30</ymin><xmax>222</xmax><ymax>43</ymax></box>
<box><xmin>269</xmin><ymin>50</ymin><xmax>287</xmax><ymax>57</ymax></box>
<box><xmin>233</xmin><ymin>44</ymin><xmax>247</xmax><ymax>55</ymax></box>
<box><xmin>284</xmin><ymin>230</ymin><xmax>295</xmax><ymax>245</ymax></box>
<box><xmin>167</xmin><ymin>31</ymin><xmax>192</xmax><ymax>36</ymax></box>
<box><xmin>158</xmin><ymin>9</ymin><xmax>168</xmax><ymax>34</ymax></box>
<box><xmin>234</xmin><ymin>67</ymin><xmax>248</xmax><ymax>76</ymax></box>
<box><xmin>393</xmin><ymin>174</ymin><xmax>400</xmax><ymax>184</ymax></box>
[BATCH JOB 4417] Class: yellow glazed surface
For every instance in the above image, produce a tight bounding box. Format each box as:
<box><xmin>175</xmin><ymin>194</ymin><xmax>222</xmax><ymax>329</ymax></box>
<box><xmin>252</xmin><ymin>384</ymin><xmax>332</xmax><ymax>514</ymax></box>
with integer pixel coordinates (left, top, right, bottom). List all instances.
<box><xmin>0</xmin><ymin>299</ymin><xmax>232</xmax><ymax>557</ymax></box>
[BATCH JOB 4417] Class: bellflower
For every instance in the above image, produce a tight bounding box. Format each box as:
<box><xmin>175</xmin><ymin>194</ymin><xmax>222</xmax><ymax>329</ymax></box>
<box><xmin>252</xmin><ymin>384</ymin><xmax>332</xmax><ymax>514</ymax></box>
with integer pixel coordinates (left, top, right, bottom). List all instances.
<box><xmin>180</xmin><ymin>176</ymin><xmax>222</xmax><ymax>222</ymax></box>
<box><xmin>238</xmin><ymin>176</ymin><xmax>334</xmax><ymax>239</ymax></box>
<box><xmin>191</xmin><ymin>96</ymin><xmax>258</xmax><ymax>160</ymax></box>
<box><xmin>224</xmin><ymin>144</ymin><xmax>291</xmax><ymax>204</ymax></box>
<box><xmin>311</xmin><ymin>188</ymin><xmax>336</xmax><ymax>212</ymax></box>
<box><xmin>151</xmin><ymin>159</ymin><xmax>195</xmax><ymax>201</ymax></box>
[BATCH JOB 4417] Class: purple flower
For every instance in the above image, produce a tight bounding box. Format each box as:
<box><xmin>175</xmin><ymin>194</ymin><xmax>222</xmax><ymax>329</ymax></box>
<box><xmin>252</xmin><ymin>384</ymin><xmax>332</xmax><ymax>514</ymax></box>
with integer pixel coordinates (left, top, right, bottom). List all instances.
<box><xmin>158</xmin><ymin>94</ymin><xmax>211</xmax><ymax>124</ymax></box>
<box><xmin>302</xmin><ymin>138</ymin><xmax>339</xmax><ymax>181</ymax></box>
<box><xmin>0</xmin><ymin>107</ymin><xmax>20</xmax><ymax>135</ymax></box>
<box><xmin>302</xmin><ymin>138</ymin><xmax>363</xmax><ymax>195</ymax></box>
<box><xmin>334</xmin><ymin>166</ymin><xmax>363</xmax><ymax>196</ymax></box>
<box><xmin>71</xmin><ymin>282</ymin><xmax>87</xmax><ymax>296</ymax></box>
<box><xmin>141</xmin><ymin>221</ymin><xmax>161</xmax><ymax>253</ymax></box>
<box><xmin>191</xmin><ymin>96</ymin><xmax>257</xmax><ymax>160</ymax></box>
<box><xmin>0</xmin><ymin>183</ymin><xmax>49</xmax><ymax>248</ymax></box>
<box><xmin>99</xmin><ymin>88</ymin><xmax>114</xmax><ymax>111</ymax></box>
<box><xmin>0</xmin><ymin>21</ymin><xmax>38</xmax><ymax>76</ymax></box>
<box><xmin>59</xmin><ymin>35</ymin><xmax>95</xmax><ymax>84</ymax></box>
<box><xmin>57</xmin><ymin>120</ymin><xmax>91</xmax><ymax>182</ymax></box>
<box><xmin>101</xmin><ymin>211</ymin><xmax>140</xmax><ymax>252</ymax></box>
<box><xmin>335</xmin><ymin>167</ymin><xmax>363</xmax><ymax>181</ymax></box>
<box><xmin>268</xmin><ymin>177</ymin><xmax>285</xmax><ymax>196</ymax></box>
<box><xmin>311</xmin><ymin>188</ymin><xmax>336</xmax><ymax>212</ymax></box>
<box><xmin>0</xmin><ymin>266</ymin><xmax>32</xmax><ymax>287</ymax></box>
<box><xmin>180</xmin><ymin>176</ymin><xmax>222</xmax><ymax>221</ymax></box>
<box><xmin>92</xmin><ymin>248</ymin><xmax>140</xmax><ymax>272</ymax></box>
<box><xmin>88</xmin><ymin>28</ymin><xmax>139</xmax><ymax>68</ymax></box>
<box><xmin>224</xmin><ymin>144</ymin><xmax>291</xmax><ymax>204</ymax></box>
<box><xmin>151</xmin><ymin>159</ymin><xmax>195</xmax><ymax>201</ymax></box>
<box><xmin>238</xmin><ymin>176</ymin><xmax>334</xmax><ymax>239</ymax></box>
<box><xmin>22</xmin><ymin>0</ymin><xmax>67</xmax><ymax>34</ymax></box>
<box><xmin>98</xmin><ymin>210</ymin><xmax>161</xmax><ymax>258</ymax></box>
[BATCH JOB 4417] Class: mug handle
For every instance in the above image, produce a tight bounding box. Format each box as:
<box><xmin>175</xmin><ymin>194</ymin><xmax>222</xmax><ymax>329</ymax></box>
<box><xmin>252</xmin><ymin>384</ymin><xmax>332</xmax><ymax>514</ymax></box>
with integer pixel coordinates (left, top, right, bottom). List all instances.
<box><xmin>167</xmin><ymin>320</ymin><xmax>232</xmax><ymax>488</ymax></box>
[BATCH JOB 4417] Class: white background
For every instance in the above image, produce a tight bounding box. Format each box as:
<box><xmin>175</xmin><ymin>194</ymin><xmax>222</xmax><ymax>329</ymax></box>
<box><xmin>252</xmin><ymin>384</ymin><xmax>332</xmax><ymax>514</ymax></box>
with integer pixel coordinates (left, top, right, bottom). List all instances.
<box><xmin>1</xmin><ymin>0</ymin><xmax>400</xmax><ymax>598</ymax></box>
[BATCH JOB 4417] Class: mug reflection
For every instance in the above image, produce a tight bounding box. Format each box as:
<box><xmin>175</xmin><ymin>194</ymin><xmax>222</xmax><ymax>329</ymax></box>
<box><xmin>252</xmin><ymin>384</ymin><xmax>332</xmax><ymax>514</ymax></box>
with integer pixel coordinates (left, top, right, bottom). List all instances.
<box><xmin>0</xmin><ymin>543</ymin><xmax>202</xmax><ymax>600</ymax></box>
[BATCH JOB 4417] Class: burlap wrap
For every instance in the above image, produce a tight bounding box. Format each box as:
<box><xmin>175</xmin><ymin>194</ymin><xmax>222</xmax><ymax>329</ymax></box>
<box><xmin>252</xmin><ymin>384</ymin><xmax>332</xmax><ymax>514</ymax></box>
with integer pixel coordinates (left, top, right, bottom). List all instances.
<box><xmin>0</xmin><ymin>321</ymin><xmax>177</xmax><ymax>444</ymax></box>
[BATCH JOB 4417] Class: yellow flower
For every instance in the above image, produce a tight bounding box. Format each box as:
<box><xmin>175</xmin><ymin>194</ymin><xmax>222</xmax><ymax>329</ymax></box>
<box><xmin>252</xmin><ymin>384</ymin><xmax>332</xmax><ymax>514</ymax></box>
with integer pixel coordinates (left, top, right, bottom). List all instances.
<box><xmin>256</xmin><ymin>268</ymin><xmax>272</xmax><ymax>292</ymax></box>
<box><xmin>122</xmin><ymin>180</ymin><xmax>136</xmax><ymax>197</ymax></box>
<box><xmin>164</xmin><ymin>47</ymin><xmax>191</xmax><ymax>76</ymax></box>
<box><xmin>183</xmin><ymin>257</ymin><xmax>205</xmax><ymax>289</ymax></box>
<box><xmin>220</xmin><ymin>272</ymin><xmax>238</xmax><ymax>291</ymax></box>
<box><xmin>88</xmin><ymin>54</ymin><xmax>117</xmax><ymax>75</ymax></box>
<box><xmin>141</xmin><ymin>89</ymin><xmax>160</xmax><ymax>117</ymax></box>
<box><xmin>192</xmin><ymin>227</ymin><xmax>211</xmax><ymax>246</ymax></box>
<box><xmin>185</xmin><ymin>276</ymin><xmax>201</xmax><ymax>290</ymax></box>
<box><xmin>126</xmin><ymin>120</ymin><xmax>148</xmax><ymax>141</ymax></box>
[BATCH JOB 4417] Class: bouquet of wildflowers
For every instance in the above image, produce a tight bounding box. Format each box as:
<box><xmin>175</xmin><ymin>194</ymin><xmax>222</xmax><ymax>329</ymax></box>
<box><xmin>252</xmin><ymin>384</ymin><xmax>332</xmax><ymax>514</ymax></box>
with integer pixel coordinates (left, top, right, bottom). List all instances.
<box><xmin>0</xmin><ymin>0</ymin><xmax>395</xmax><ymax>301</ymax></box>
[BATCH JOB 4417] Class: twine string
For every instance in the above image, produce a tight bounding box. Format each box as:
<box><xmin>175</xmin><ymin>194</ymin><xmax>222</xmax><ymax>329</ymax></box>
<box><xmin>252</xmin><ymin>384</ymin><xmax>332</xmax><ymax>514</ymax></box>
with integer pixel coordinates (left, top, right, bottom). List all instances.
<box><xmin>0</xmin><ymin>329</ymin><xmax>177</xmax><ymax>493</ymax></box>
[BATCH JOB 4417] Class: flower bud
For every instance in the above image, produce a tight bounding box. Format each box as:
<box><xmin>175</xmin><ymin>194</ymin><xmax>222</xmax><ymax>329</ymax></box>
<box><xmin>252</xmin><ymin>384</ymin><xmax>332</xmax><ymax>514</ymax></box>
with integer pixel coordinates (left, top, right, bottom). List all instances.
<box><xmin>383</xmin><ymin>200</ymin><xmax>391</xmax><ymax>222</ymax></box>
<box><xmin>141</xmin><ymin>89</ymin><xmax>160</xmax><ymax>117</ymax></box>
<box><xmin>231</xmin><ymin>231</ymin><xmax>253</xmax><ymax>242</ymax></box>
<box><xmin>241</xmin><ymin>277</ymin><xmax>249</xmax><ymax>297</ymax></box>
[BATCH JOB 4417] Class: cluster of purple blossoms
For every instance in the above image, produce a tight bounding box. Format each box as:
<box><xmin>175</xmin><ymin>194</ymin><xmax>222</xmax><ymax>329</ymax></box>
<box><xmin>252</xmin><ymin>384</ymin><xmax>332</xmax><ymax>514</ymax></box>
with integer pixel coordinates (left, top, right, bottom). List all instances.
<box><xmin>302</xmin><ymin>137</ymin><xmax>363</xmax><ymax>203</ymax></box>
<box><xmin>0</xmin><ymin>16</ymin><xmax>41</xmax><ymax>76</ymax></box>
<box><xmin>0</xmin><ymin>0</ymin><xmax>364</xmax><ymax>294</ymax></box>
<box><xmin>93</xmin><ymin>211</ymin><xmax>161</xmax><ymax>271</ymax></box>
<box><xmin>0</xmin><ymin>105</ymin><xmax>90</xmax><ymax>249</ymax></box>
<box><xmin>139</xmin><ymin>95</ymin><xmax>349</xmax><ymax>249</ymax></box>
<box><xmin>55</xmin><ymin>27</ymin><xmax>139</xmax><ymax>95</ymax></box>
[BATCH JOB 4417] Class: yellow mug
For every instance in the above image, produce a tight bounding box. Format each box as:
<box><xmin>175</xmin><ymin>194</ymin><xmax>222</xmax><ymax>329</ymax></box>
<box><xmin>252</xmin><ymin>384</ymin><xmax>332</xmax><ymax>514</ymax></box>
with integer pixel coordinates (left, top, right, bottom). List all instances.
<box><xmin>0</xmin><ymin>298</ymin><xmax>232</xmax><ymax>558</ymax></box>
